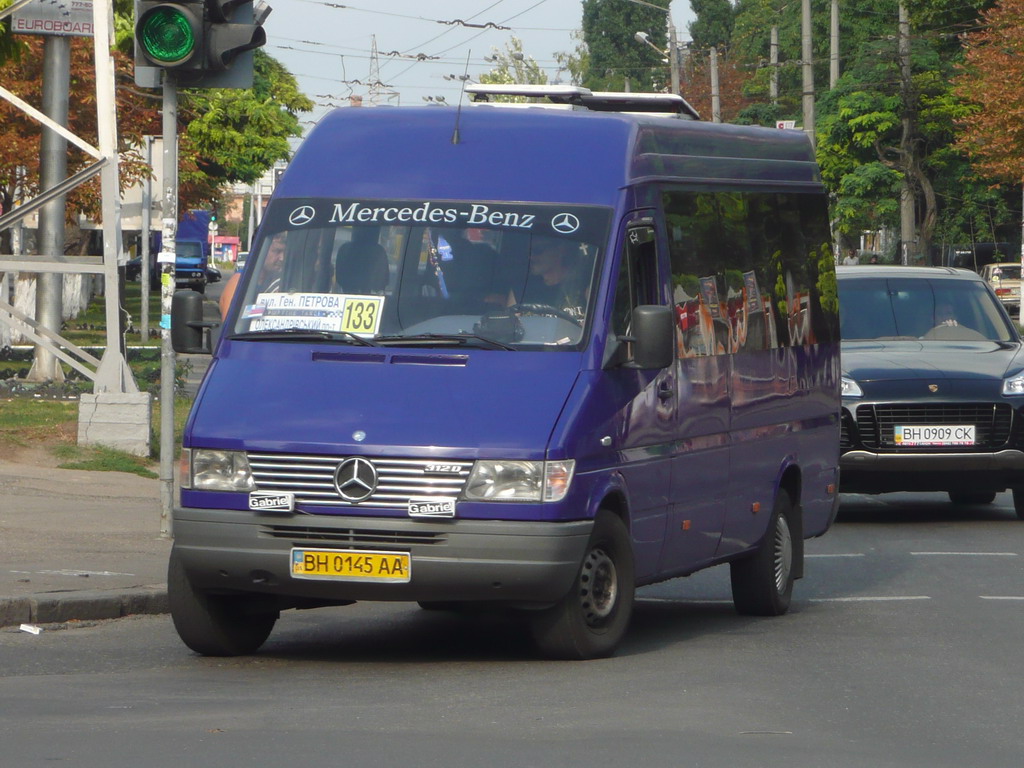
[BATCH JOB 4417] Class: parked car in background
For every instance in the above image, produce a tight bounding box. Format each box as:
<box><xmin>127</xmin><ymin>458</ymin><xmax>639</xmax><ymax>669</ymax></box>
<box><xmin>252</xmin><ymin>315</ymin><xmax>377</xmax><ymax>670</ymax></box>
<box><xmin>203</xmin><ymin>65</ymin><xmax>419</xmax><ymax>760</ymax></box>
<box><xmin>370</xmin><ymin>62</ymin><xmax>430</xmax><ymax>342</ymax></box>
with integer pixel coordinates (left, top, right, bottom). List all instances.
<box><xmin>235</xmin><ymin>251</ymin><xmax>248</xmax><ymax>271</ymax></box>
<box><xmin>838</xmin><ymin>265</ymin><xmax>1024</xmax><ymax>518</ymax></box>
<box><xmin>980</xmin><ymin>262</ymin><xmax>1021</xmax><ymax>313</ymax></box>
<box><xmin>125</xmin><ymin>240</ymin><xmax>211</xmax><ymax>292</ymax></box>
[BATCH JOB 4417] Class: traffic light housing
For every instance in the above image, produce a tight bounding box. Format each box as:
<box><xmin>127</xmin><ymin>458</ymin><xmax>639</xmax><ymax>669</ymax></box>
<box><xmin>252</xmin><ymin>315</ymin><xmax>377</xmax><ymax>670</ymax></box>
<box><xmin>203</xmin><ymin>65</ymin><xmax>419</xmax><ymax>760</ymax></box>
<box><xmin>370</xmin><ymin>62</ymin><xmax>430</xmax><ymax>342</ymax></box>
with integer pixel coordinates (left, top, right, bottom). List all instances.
<box><xmin>134</xmin><ymin>0</ymin><xmax>270</xmax><ymax>89</ymax></box>
<box><xmin>135</xmin><ymin>0</ymin><xmax>205</xmax><ymax>72</ymax></box>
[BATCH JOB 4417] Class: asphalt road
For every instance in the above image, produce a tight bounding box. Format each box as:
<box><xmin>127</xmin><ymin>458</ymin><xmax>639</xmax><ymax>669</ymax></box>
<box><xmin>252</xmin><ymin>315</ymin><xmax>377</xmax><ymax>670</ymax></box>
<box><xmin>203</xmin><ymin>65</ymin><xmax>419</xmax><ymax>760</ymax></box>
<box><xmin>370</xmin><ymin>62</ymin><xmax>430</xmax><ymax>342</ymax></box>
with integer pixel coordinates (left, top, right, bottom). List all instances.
<box><xmin>2</xmin><ymin>492</ymin><xmax>1022</xmax><ymax>768</ymax></box>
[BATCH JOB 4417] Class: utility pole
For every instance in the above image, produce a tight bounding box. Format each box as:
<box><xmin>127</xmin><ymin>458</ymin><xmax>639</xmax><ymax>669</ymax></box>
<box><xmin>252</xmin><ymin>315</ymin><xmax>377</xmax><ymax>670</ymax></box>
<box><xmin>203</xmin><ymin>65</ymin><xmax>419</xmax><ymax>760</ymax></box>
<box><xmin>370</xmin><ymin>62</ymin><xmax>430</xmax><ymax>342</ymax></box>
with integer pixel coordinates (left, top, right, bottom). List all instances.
<box><xmin>898</xmin><ymin>2</ymin><xmax>915</xmax><ymax>265</ymax></box>
<box><xmin>26</xmin><ymin>35</ymin><xmax>70</xmax><ymax>383</ymax></box>
<box><xmin>830</xmin><ymin>0</ymin><xmax>840</xmax><ymax>88</ymax></box>
<box><xmin>801</xmin><ymin>0</ymin><xmax>815</xmax><ymax>145</ymax></box>
<box><xmin>667</xmin><ymin>14</ymin><xmax>680</xmax><ymax>97</ymax></box>
<box><xmin>710</xmin><ymin>46</ymin><xmax>721</xmax><ymax>123</ymax></box>
<box><xmin>770</xmin><ymin>26</ymin><xmax>779</xmax><ymax>104</ymax></box>
<box><xmin>141</xmin><ymin>136</ymin><xmax>152</xmax><ymax>340</ymax></box>
<box><xmin>159</xmin><ymin>76</ymin><xmax>177</xmax><ymax>538</ymax></box>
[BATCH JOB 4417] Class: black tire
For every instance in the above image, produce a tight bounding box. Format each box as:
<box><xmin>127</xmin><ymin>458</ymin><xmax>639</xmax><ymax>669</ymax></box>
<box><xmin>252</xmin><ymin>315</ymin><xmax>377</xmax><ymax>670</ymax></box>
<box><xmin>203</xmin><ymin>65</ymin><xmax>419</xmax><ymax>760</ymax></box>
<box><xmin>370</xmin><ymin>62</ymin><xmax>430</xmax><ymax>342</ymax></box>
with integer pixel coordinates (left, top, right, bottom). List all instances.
<box><xmin>168</xmin><ymin>549</ymin><xmax>278</xmax><ymax>656</ymax></box>
<box><xmin>948</xmin><ymin>490</ymin><xmax>996</xmax><ymax>505</ymax></box>
<box><xmin>1012</xmin><ymin>488</ymin><xmax>1024</xmax><ymax>521</ymax></box>
<box><xmin>530</xmin><ymin>511</ymin><xmax>635</xmax><ymax>660</ymax></box>
<box><xmin>730</xmin><ymin>491</ymin><xmax>797</xmax><ymax>616</ymax></box>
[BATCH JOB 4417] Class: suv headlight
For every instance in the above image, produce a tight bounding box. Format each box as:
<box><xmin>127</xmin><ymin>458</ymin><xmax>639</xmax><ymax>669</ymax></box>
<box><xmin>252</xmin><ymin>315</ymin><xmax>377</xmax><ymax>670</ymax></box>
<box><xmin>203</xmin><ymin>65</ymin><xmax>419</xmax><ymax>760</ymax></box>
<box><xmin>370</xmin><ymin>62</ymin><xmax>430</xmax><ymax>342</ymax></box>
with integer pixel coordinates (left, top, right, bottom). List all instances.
<box><xmin>464</xmin><ymin>460</ymin><xmax>575</xmax><ymax>502</ymax></box>
<box><xmin>187</xmin><ymin>449</ymin><xmax>256</xmax><ymax>491</ymax></box>
<box><xmin>841</xmin><ymin>376</ymin><xmax>863</xmax><ymax>397</ymax></box>
<box><xmin>1003</xmin><ymin>372</ymin><xmax>1024</xmax><ymax>396</ymax></box>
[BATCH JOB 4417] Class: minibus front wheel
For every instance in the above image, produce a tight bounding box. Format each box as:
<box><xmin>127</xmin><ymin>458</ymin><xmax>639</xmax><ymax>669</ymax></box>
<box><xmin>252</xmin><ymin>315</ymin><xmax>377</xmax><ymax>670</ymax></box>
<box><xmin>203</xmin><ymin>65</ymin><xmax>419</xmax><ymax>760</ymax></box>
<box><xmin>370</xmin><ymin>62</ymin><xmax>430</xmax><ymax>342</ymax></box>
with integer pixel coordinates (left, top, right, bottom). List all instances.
<box><xmin>530</xmin><ymin>510</ymin><xmax>635</xmax><ymax>660</ymax></box>
<box><xmin>168</xmin><ymin>549</ymin><xmax>279</xmax><ymax>656</ymax></box>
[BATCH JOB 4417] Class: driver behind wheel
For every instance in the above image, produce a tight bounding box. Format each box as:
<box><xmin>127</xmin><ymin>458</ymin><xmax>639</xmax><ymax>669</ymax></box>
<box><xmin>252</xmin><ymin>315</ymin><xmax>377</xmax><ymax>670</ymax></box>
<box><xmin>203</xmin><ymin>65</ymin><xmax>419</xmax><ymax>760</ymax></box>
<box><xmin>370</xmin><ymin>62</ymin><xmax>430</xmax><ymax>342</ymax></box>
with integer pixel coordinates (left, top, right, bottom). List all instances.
<box><xmin>516</xmin><ymin>236</ymin><xmax>591</xmax><ymax>319</ymax></box>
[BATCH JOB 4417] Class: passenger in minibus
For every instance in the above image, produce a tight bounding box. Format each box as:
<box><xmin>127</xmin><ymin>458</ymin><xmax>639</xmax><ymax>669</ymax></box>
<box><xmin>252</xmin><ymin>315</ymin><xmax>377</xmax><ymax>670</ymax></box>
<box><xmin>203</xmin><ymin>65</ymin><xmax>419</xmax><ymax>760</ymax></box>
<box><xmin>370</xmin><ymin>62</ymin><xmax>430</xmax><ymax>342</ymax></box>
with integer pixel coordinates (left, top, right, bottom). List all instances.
<box><xmin>335</xmin><ymin>228</ymin><xmax>390</xmax><ymax>295</ymax></box>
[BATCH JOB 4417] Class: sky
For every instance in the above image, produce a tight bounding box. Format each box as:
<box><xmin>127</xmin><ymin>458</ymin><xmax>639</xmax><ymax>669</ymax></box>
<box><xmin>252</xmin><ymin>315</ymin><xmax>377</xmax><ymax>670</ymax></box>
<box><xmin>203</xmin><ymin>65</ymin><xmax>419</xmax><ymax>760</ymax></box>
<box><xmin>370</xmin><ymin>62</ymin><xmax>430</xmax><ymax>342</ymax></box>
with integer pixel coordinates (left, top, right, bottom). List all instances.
<box><xmin>262</xmin><ymin>0</ymin><xmax>696</xmax><ymax>134</ymax></box>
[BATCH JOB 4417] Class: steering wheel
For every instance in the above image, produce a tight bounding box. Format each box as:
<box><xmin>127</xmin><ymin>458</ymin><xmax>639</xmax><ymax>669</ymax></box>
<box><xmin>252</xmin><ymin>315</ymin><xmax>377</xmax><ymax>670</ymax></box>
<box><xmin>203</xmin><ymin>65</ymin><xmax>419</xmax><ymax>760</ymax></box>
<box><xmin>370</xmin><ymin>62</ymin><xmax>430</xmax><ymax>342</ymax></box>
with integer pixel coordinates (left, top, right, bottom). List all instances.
<box><xmin>509</xmin><ymin>303</ymin><xmax>582</xmax><ymax>327</ymax></box>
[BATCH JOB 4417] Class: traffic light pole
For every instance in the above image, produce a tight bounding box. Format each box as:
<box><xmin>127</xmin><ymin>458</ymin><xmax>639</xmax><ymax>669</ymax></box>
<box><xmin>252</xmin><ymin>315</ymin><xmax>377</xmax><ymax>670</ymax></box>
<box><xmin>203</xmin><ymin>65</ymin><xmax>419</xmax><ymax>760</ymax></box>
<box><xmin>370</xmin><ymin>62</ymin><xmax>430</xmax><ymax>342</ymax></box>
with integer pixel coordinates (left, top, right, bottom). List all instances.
<box><xmin>159</xmin><ymin>73</ymin><xmax>178</xmax><ymax>538</ymax></box>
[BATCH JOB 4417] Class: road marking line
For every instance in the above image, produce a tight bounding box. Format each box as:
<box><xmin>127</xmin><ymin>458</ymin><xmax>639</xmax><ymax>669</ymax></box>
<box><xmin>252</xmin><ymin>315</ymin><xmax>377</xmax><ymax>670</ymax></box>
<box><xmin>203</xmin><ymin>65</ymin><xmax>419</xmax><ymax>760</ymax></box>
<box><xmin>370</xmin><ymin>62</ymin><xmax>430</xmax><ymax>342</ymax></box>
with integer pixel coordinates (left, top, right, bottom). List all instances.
<box><xmin>910</xmin><ymin>552</ymin><xmax>1017</xmax><ymax>557</ymax></box>
<box><xmin>807</xmin><ymin>553</ymin><xmax>866</xmax><ymax>558</ymax></box>
<box><xmin>809</xmin><ymin>596</ymin><xmax>931</xmax><ymax>603</ymax></box>
<box><xmin>979</xmin><ymin>596</ymin><xmax>1024</xmax><ymax>601</ymax></box>
<box><xmin>637</xmin><ymin>597</ymin><xmax>734</xmax><ymax>605</ymax></box>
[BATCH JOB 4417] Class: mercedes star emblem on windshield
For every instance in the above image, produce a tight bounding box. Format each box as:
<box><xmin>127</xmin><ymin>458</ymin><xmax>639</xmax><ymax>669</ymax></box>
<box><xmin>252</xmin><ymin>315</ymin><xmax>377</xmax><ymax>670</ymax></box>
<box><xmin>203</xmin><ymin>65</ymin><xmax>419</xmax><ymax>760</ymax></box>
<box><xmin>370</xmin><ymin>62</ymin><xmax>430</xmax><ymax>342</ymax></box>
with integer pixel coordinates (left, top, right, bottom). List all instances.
<box><xmin>288</xmin><ymin>205</ymin><xmax>316</xmax><ymax>226</ymax></box>
<box><xmin>551</xmin><ymin>212</ymin><xmax>580</xmax><ymax>234</ymax></box>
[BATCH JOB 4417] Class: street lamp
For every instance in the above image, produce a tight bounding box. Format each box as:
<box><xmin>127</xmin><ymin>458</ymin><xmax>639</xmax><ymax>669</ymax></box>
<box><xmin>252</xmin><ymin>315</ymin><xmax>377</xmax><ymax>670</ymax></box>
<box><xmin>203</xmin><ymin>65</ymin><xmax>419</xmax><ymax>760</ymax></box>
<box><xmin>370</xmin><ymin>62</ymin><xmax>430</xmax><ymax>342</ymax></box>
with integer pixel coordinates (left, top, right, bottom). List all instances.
<box><xmin>626</xmin><ymin>0</ymin><xmax>680</xmax><ymax>96</ymax></box>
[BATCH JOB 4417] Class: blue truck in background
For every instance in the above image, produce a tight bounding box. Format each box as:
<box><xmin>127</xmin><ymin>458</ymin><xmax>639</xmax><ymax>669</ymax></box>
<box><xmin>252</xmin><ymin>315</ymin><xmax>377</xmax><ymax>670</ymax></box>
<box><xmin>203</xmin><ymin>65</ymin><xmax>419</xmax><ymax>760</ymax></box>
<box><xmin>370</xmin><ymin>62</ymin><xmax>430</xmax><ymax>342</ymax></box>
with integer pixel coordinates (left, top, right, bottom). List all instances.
<box><xmin>171</xmin><ymin>210</ymin><xmax>212</xmax><ymax>293</ymax></box>
<box><xmin>129</xmin><ymin>209</ymin><xmax>212</xmax><ymax>292</ymax></box>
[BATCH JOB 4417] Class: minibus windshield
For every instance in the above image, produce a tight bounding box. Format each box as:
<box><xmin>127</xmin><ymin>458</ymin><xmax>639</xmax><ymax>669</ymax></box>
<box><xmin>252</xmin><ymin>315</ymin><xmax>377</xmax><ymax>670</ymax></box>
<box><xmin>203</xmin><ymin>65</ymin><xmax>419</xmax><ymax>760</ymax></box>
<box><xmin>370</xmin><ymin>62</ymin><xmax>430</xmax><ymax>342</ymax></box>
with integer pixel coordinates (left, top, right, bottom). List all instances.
<box><xmin>230</xmin><ymin>199</ymin><xmax>611</xmax><ymax>349</ymax></box>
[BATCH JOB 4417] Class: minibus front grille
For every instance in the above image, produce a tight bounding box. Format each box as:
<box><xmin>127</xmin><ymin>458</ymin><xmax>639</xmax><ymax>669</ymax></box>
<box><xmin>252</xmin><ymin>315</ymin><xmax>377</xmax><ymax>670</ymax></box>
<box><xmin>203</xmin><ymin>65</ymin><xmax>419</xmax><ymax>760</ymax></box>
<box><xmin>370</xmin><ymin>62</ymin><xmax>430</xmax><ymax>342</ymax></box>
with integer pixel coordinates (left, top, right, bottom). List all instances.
<box><xmin>260</xmin><ymin>524</ymin><xmax>447</xmax><ymax>547</ymax></box>
<box><xmin>246</xmin><ymin>453</ymin><xmax>473</xmax><ymax>509</ymax></box>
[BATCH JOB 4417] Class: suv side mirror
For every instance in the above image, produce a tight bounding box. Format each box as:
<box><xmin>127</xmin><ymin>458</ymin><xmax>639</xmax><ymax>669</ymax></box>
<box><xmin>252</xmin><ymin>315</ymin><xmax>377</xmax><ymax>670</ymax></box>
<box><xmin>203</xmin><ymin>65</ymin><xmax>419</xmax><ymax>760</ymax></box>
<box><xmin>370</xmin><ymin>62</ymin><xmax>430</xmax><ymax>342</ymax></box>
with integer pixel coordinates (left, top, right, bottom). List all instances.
<box><xmin>171</xmin><ymin>290</ymin><xmax>216</xmax><ymax>354</ymax></box>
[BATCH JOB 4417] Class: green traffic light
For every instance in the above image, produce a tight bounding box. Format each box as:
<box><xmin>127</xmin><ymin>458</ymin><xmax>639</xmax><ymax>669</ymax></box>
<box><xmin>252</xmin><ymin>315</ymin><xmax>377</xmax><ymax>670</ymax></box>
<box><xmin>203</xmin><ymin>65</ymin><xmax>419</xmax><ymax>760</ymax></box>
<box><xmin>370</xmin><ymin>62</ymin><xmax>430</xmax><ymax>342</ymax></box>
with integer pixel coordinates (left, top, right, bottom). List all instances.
<box><xmin>139</xmin><ymin>6</ymin><xmax>197</xmax><ymax>65</ymax></box>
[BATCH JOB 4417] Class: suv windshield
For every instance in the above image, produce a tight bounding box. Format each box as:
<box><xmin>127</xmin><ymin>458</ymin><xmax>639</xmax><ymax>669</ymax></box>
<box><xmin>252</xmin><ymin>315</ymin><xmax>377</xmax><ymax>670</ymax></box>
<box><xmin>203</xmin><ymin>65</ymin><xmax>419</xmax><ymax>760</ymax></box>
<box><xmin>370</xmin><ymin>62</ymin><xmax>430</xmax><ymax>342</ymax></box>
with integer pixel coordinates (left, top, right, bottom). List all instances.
<box><xmin>230</xmin><ymin>199</ymin><xmax>611</xmax><ymax>348</ymax></box>
<box><xmin>838</xmin><ymin>276</ymin><xmax>1016</xmax><ymax>342</ymax></box>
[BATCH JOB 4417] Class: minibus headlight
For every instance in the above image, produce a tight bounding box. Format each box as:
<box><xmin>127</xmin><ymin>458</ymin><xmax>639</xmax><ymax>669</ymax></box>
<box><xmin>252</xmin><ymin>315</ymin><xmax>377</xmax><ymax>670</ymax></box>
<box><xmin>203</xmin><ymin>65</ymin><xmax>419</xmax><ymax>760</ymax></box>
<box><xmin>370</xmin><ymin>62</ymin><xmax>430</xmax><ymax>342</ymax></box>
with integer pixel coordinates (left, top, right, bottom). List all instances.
<box><xmin>189</xmin><ymin>449</ymin><xmax>256</xmax><ymax>491</ymax></box>
<box><xmin>464</xmin><ymin>460</ymin><xmax>575</xmax><ymax>503</ymax></box>
<box><xmin>841</xmin><ymin>376</ymin><xmax>863</xmax><ymax>398</ymax></box>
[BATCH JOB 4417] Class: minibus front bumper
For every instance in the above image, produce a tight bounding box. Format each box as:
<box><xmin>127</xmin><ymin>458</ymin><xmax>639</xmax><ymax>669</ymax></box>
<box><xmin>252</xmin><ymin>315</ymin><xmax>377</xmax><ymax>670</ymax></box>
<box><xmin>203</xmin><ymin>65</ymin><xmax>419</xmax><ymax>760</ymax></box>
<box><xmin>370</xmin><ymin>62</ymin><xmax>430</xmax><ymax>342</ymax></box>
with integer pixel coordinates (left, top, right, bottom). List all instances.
<box><xmin>171</xmin><ymin>506</ymin><xmax>593</xmax><ymax>604</ymax></box>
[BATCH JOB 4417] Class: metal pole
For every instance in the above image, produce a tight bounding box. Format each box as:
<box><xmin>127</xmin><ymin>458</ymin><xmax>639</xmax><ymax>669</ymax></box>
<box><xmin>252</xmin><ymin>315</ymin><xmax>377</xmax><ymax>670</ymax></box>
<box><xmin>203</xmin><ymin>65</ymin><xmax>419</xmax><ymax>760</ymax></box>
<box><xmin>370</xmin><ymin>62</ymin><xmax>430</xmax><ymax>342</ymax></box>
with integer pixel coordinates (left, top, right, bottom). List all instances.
<box><xmin>667</xmin><ymin>16</ymin><xmax>680</xmax><ymax>96</ymax></box>
<box><xmin>247</xmin><ymin>185</ymin><xmax>255</xmax><ymax>251</ymax></box>
<box><xmin>27</xmin><ymin>35</ymin><xmax>70</xmax><ymax>383</ymax></box>
<box><xmin>159</xmin><ymin>75</ymin><xmax>178</xmax><ymax>538</ymax></box>
<box><xmin>801</xmin><ymin>0</ymin><xmax>816</xmax><ymax>146</ymax></box>
<box><xmin>141</xmin><ymin>136</ymin><xmax>152</xmax><ymax>340</ymax></box>
<box><xmin>770</xmin><ymin>26</ymin><xmax>779</xmax><ymax>104</ymax></box>
<box><xmin>1019</xmin><ymin>184</ymin><xmax>1023</xmax><ymax>326</ymax></box>
<box><xmin>830</xmin><ymin>0</ymin><xmax>840</xmax><ymax>88</ymax></box>
<box><xmin>710</xmin><ymin>46</ymin><xmax>721</xmax><ymax>123</ymax></box>
<box><xmin>898</xmin><ymin>2</ymin><xmax>914</xmax><ymax>265</ymax></box>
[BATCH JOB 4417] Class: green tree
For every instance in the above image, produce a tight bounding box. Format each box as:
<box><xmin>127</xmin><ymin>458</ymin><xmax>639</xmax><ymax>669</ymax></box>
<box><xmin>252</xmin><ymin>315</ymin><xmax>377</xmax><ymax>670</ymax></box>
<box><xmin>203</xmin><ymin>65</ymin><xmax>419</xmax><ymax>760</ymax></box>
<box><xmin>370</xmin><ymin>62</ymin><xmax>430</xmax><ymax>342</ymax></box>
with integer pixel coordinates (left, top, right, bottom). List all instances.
<box><xmin>688</xmin><ymin>0</ymin><xmax>736</xmax><ymax>50</ymax></box>
<box><xmin>581</xmin><ymin>0</ymin><xmax>671</xmax><ymax>92</ymax></box>
<box><xmin>180</xmin><ymin>51</ymin><xmax>313</xmax><ymax>192</ymax></box>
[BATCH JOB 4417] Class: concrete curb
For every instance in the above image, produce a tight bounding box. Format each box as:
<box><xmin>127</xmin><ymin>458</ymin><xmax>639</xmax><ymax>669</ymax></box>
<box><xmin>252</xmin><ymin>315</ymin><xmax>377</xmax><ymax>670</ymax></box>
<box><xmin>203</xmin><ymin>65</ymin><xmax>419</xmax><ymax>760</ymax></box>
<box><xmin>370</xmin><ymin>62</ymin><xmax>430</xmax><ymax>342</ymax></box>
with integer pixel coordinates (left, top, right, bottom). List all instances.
<box><xmin>0</xmin><ymin>586</ymin><xmax>168</xmax><ymax>629</ymax></box>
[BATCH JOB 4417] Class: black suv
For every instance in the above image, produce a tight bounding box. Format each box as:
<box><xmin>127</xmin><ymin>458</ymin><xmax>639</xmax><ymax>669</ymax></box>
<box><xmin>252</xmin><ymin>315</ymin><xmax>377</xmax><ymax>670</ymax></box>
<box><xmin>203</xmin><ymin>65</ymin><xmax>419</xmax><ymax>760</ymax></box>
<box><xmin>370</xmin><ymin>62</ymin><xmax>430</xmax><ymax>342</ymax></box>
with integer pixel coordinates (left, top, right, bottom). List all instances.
<box><xmin>838</xmin><ymin>266</ymin><xmax>1024</xmax><ymax>518</ymax></box>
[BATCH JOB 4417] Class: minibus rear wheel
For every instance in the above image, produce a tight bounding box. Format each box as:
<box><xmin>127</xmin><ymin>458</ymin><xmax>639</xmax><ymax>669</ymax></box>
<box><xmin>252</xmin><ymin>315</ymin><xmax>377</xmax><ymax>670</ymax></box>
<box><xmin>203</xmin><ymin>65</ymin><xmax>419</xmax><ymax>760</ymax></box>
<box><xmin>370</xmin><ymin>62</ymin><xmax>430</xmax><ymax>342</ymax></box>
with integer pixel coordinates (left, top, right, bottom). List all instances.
<box><xmin>168</xmin><ymin>549</ymin><xmax>278</xmax><ymax>656</ymax></box>
<box><xmin>530</xmin><ymin>510</ymin><xmax>635</xmax><ymax>660</ymax></box>
<box><xmin>730</xmin><ymin>492</ymin><xmax>795</xmax><ymax>616</ymax></box>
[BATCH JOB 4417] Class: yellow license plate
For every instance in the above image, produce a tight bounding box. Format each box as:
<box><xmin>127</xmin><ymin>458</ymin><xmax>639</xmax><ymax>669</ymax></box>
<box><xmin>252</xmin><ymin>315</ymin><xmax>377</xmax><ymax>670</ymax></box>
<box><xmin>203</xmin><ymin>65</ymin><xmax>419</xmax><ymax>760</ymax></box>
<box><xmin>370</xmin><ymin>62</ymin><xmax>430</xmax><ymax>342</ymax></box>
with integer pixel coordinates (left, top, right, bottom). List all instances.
<box><xmin>290</xmin><ymin>548</ymin><xmax>411</xmax><ymax>582</ymax></box>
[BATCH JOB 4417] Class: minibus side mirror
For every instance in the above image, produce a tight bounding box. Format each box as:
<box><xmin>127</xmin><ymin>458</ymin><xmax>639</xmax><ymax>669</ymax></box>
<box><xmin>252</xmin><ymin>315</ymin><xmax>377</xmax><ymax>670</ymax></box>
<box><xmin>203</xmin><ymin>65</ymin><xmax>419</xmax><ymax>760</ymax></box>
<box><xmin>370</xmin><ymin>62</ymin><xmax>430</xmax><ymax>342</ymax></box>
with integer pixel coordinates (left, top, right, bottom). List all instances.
<box><xmin>171</xmin><ymin>290</ymin><xmax>217</xmax><ymax>355</ymax></box>
<box><xmin>629</xmin><ymin>304</ymin><xmax>674</xmax><ymax>370</ymax></box>
<box><xmin>607</xmin><ymin>304</ymin><xmax>675</xmax><ymax>370</ymax></box>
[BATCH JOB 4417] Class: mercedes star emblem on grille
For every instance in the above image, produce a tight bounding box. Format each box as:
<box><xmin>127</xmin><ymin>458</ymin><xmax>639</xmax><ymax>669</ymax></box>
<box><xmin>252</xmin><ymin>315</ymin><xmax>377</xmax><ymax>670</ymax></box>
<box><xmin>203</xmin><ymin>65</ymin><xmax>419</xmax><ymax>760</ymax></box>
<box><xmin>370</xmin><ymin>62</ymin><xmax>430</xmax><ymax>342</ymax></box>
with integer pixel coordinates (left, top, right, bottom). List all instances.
<box><xmin>334</xmin><ymin>457</ymin><xmax>378</xmax><ymax>502</ymax></box>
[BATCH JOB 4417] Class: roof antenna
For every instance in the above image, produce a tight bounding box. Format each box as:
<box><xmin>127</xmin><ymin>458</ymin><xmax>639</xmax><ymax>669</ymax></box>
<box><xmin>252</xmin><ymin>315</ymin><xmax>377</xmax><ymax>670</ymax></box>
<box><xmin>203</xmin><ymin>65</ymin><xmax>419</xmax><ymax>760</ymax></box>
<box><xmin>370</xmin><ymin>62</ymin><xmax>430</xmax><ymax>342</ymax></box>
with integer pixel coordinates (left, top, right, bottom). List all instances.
<box><xmin>452</xmin><ymin>50</ymin><xmax>471</xmax><ymax>145</ymax></box>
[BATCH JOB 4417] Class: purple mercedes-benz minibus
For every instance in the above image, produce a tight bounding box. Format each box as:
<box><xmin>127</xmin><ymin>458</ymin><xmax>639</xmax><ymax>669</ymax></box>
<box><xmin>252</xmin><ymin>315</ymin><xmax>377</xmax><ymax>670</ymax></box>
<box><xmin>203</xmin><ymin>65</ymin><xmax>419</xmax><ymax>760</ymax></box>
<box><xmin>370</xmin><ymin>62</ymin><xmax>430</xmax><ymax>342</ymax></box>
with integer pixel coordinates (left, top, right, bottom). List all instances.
<box><xmin>169</xmin><ymin>86</ymin><xmax>840</xmax><ymax>659</ymax></box>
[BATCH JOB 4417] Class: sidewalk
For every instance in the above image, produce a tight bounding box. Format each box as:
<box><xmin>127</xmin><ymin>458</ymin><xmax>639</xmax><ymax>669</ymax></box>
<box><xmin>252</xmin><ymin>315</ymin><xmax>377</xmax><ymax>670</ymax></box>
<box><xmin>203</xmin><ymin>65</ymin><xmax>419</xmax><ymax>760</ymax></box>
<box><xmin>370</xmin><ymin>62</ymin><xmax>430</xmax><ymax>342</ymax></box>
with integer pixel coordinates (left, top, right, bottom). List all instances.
<box><xmin>0</xmin><ymin>458</ymin><xmax>172</xmax><ymax>628</ymax></box>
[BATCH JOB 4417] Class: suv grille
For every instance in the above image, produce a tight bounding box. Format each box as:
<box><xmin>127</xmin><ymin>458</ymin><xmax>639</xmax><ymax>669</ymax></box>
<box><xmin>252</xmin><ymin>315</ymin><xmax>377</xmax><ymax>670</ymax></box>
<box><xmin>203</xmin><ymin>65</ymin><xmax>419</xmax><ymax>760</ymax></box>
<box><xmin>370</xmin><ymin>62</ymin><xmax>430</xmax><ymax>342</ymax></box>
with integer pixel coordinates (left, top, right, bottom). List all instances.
<box><xmin>247</xmin><ymin>453</ymin><xmax>473</xmax><ymax>509</ymax></box>
<box><xmin>853</xmin><ymin>403</ymin><xmax>1014</xmax><ymax>450</ymax></box>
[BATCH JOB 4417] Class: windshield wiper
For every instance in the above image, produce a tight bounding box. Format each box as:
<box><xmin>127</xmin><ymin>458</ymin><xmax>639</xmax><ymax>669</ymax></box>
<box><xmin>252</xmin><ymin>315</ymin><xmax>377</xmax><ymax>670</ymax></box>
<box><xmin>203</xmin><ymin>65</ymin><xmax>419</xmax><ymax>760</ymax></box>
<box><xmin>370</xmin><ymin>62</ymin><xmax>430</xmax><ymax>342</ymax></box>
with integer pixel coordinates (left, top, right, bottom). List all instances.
<box><xmin>376</xmin><ymin>333</ymin><xmax>516</xmax><ymax>351</ymax></box>
<box><xmin>229</xmin><ymin>328</ymin><xmax>379</xmax><ymax>346</ymax></box>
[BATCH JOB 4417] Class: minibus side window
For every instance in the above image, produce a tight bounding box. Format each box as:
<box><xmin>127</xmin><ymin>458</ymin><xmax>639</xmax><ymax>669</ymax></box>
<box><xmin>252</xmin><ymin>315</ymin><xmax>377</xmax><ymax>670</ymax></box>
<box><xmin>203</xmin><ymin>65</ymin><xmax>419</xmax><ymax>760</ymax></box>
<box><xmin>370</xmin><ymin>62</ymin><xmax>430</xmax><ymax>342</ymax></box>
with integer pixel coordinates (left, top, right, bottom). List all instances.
<box><xmin>664</xmin><ymin>189</ymin><xmax>836</xmax><ymax>354</ymax></box>
<box><xmin>611</xmin><ymin>224</ymin><xmax>659</xmax><ymax>338</ymax></box>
